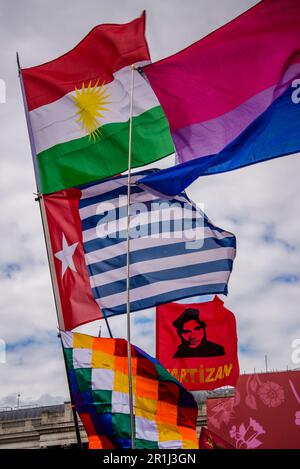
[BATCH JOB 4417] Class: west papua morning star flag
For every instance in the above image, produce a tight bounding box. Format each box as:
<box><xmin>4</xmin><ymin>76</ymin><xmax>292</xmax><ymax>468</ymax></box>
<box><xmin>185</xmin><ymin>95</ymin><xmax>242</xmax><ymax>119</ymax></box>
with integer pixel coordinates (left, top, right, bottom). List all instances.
<box><xmin>43</xmin><ymin>170</ymin><xmax>236</xmax><ymax>330</ymax></box>
<box><xmin>156</xmin><ymin>296</ymin><xmax>239</xmax><ymax>391</ymax></box>
<box><xmin>140</xmin><ymin>0</ymin><xmax>300</xmax><ymax>196</ymax></box>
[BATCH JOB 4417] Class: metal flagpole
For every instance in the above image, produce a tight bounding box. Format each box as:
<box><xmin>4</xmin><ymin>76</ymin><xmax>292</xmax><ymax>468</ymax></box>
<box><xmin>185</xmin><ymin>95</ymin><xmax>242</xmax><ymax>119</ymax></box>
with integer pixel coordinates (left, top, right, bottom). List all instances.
<box><xmin>16</xmin><ymin>52</ymin><xmax>82</xmax><ymax>448</ymax></box>
<box><xmin>103</xmin><ymin>311</ymin><xmax>113</xmax><ymax>338</ymax></box>
<box><xmin>59</xmin><ymin>330</ymin><xmax>83</xmax><ymax>448</ymax></box>
<box><xmin>126</xmin><ymin>64</ymin><xmax>135</xmax><ymax>449</ymax></box>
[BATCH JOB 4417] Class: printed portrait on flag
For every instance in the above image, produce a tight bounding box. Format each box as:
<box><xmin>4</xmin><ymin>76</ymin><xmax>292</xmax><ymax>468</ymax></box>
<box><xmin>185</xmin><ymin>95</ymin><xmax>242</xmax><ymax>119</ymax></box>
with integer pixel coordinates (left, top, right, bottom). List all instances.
<box><xmin>156</xmin><ymin>296</ymin><xmax>239</xmax><ymax>391</ymax></box>
<box><xmin>172</xmin><ymin>307</ymin><xmax>225</xmax><ymax>358</ymax></box>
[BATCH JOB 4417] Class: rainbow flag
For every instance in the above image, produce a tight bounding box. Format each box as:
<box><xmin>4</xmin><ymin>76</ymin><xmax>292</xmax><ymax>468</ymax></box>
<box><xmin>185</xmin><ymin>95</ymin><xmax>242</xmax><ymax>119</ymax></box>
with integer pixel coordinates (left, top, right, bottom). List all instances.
<box><xmin>140</xmin><ymin>0</ymin><xmax>300</xmax><ymax>195</ymax></box>
<box><xmin>61</xmin><ymin>331</ymin><xmax>198</xmax><ymax>449</ymax></box>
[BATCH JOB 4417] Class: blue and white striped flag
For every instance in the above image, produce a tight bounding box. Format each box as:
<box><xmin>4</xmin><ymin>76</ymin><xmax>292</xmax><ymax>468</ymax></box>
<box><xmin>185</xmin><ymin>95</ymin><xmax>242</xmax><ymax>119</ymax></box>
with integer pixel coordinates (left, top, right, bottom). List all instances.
<box><xmin>77</xmin><ymin>170</ymin><xmax>236</xmax><ymax>317</ymax></box>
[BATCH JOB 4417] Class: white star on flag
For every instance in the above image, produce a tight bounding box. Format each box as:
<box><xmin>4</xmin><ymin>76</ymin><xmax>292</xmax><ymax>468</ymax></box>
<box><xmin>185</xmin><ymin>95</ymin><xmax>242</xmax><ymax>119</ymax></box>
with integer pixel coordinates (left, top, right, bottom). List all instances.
<box><xmin>54</xmin><ymin>234</ymin><xmax>78</xmax><ymax>278</ymax></box>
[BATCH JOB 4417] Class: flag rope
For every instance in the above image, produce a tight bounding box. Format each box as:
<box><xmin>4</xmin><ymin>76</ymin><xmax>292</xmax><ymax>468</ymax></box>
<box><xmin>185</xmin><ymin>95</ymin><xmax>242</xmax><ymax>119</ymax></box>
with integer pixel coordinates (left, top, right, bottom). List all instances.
<box><xmin>126</xmin><ymin>64</ymin><xmax>136</xmax><ymax>449</ymax></box>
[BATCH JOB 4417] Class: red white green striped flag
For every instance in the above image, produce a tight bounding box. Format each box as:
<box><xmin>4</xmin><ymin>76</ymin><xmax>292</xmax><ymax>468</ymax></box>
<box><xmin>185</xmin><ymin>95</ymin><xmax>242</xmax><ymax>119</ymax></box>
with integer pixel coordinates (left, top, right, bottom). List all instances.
<box><xmin>22</xmin><ymin>12</ymin><xmax>173</xmax><ymax>194</ymax></box>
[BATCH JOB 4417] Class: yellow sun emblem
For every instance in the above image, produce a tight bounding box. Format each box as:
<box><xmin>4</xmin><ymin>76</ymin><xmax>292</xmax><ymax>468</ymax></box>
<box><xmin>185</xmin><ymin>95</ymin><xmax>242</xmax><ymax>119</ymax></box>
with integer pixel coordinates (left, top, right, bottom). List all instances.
<box><xmin>72</xmin><ymin>80</ymin><xmax>111</xmax><ymax>141</ymax></box>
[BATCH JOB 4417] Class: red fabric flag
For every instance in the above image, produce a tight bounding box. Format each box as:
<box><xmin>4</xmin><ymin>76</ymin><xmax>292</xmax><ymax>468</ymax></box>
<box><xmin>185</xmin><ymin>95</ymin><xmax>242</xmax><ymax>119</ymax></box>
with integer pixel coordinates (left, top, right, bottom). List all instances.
<box><xmin>43</xmin><ymin>189</ymin><xmax>101</xmax><ymax>330</ymax></box>
<box><xmin>22</xmin><ymin>13</ymin><xmax>150</xmax><ymax>112</ymax></box>
<box><xmin>156</xmin><ymin>296</ymin><xmax>239</xmax><ymax>391</ymax></box>
<box><xmin>199</xmin><ymin>427</ymin><xmax>234</xmax><ymax>449</ymax></box>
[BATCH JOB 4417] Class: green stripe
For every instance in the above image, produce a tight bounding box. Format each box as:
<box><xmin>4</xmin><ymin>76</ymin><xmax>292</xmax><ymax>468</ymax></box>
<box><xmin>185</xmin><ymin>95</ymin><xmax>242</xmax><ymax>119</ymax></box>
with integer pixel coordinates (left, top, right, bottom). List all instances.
<box><xmin>37</xmin><ymin>106</ymin><xmax>174</xmax><ymax>194</ymax></box>
<box><xmin>135</xmin><ymin>439</ymin><xmax>159</xmax><ymax>449</ymax></box>
<box><xmin>92</xmin><ymin>390</ymin><xmax>112</xmax><ymax>414</ymax></box>
<box><xmin>112</xmin><ymin>413</ymin><xmax>131</xmax><ymax>439</ymax></box>
<box><xmin>74</xmin><ymin>368</ymin><xmax>92</xmax><ymax>392</ymax></box>
<box><xmin>64</xmin><ymin>348</ymin><xmax>73</xmax><ymax>370</ymax></box>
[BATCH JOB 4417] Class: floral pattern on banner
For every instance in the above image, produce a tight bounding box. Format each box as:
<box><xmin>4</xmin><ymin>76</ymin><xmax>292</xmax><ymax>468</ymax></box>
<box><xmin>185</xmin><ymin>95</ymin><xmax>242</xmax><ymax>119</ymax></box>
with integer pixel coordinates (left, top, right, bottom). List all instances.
<box><xmin>245</xmin><ymin>374</ymin><xmax>285</xmax><ymax>410</ymax></box>
<box><xmin>207</xmin><ymin>371</ymin><xmax>300</xmax><ymax>449</ymax></box>
<box><xmin>289</xmin><ymin>379</ymin><xmax>300</xmax><ymax>426</ymax></box>
<box><xmin>229</xmin><ymin>418</ymin><xmax>266</xmax><ymax>449</ymax></box>
<box><xmin>208</xmin><ymin>389</ymin><xmax>240</xmax><ymax>430</ymax></box>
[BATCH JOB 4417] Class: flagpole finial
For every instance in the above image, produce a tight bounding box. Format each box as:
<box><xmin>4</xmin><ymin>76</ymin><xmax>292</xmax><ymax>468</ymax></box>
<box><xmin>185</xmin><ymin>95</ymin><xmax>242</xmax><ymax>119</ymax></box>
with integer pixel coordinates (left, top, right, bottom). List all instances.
<box><xmin>16</xmin><ymin>52</ymin><xmax>21</xmax><ymax>76</ymax></box>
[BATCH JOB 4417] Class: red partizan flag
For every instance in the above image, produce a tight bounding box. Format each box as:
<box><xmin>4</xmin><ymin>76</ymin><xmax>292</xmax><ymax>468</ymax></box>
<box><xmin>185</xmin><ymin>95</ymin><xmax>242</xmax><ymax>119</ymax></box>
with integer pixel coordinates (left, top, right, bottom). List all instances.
<box><xmin>156</xmin><ymin>296</ymin><xmax>239</xmax><ymax>391</ymax></box>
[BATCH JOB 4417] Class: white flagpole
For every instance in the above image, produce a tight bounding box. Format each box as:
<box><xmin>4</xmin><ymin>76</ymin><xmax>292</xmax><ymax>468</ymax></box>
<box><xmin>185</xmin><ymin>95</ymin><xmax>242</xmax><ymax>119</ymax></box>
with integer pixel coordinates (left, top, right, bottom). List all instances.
<box><xmin>126</xmin><ymin>64</ymin><xmax>135</xmax><ymax>449</ymax></box>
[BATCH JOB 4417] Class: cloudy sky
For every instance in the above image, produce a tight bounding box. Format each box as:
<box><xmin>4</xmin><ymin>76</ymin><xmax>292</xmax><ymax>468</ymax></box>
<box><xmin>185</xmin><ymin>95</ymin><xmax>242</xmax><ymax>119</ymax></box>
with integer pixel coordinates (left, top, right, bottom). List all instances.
<box><xmin>0</xmin><ymin>0</ymin><xmax>300</xmax><ymax>408</ymax></box>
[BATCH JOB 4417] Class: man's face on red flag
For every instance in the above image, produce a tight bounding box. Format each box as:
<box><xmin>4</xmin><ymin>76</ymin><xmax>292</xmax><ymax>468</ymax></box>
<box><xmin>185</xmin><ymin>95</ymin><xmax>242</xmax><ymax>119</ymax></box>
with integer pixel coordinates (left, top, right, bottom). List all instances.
<box><xmin>180</xmin><ymin>320</ymin><xmax>205</xmax><ymax>348</ymax></box>
<box><xmin>156</xmin><ymin>297</ymin><xmax>240</xmax><ymax>390</ymax></box>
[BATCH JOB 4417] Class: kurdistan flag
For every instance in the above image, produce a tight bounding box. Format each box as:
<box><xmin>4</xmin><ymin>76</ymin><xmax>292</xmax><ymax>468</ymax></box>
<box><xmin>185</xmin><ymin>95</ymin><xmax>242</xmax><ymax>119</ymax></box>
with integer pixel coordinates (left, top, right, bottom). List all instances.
<box><xmin>22</xmin><ymin>12</ymin><xmax>173</xmax><ymax>194</ymax></box>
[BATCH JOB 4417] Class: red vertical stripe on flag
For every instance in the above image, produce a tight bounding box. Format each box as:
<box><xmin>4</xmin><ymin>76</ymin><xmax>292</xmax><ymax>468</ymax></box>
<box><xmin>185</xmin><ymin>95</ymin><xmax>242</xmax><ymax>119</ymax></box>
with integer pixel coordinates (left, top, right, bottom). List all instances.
<box><xmin>44</xmin><ymin>188</ymin><xmax>101</xmax><ymax>330</ymax></box>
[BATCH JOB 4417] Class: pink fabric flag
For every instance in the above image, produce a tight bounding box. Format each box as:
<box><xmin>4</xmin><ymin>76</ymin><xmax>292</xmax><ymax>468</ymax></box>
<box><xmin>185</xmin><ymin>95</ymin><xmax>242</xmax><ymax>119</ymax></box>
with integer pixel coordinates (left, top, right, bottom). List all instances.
<box><xmin>140</xmin><ymin>0</ymin><xmax>300</xmax><ymax>195</ymax></box>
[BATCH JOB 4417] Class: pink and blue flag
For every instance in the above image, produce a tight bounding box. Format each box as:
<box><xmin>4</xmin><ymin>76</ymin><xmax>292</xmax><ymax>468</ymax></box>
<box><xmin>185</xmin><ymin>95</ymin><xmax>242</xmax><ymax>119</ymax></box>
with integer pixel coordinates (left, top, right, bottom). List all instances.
<box><xmin>139</xmin><ymin>0</ymin><xmax>300</xmax><ymax>195</ymax></box>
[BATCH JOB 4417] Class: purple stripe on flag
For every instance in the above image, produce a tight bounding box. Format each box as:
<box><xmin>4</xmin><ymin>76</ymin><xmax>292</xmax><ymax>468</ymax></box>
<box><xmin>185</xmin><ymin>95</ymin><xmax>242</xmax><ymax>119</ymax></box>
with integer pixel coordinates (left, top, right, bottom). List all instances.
<box><xmin>172</xmin><ymin>63</ymin><xmax>300</xmax><ymax>163</ymax></box>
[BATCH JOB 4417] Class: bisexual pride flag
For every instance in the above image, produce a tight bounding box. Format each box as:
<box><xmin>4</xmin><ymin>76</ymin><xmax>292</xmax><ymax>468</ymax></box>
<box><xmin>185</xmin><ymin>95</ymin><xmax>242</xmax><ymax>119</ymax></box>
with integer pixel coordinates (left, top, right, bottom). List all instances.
<box><xmin>140</xmin><ymin>0</ymin><xmax>300</xmax><ymax>195</ymax></box>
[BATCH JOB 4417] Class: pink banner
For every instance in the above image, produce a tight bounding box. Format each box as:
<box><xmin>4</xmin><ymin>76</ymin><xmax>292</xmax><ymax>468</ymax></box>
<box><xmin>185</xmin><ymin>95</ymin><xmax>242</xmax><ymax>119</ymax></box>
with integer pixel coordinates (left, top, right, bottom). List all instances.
<box><xmin>207</xmin><ymin>371</ymin><xmax>300</xmax><ymax>449</ymax></box>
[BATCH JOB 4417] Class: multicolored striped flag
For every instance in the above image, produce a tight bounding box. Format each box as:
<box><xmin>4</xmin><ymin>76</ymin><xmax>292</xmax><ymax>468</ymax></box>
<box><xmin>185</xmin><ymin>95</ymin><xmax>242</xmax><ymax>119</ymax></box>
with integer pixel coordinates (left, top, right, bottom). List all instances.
<box><xmin>22</xmin><ymin>12</ymin><xmax>173</xmax><ymax>194</ymax></box>
<box><xmin>139</xmin><ymin>0</ymin><xmax>300</xmax><ymax>195</ymax></box>
<box><xmin>61</xmin><ymin>331</ymin><xmax>198</xmax><ymax>449</ymax></box>
<box><xmin>44</xmin><ymin>170</ymin><xmax>236</xmax><ymax>329</ymax></box>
